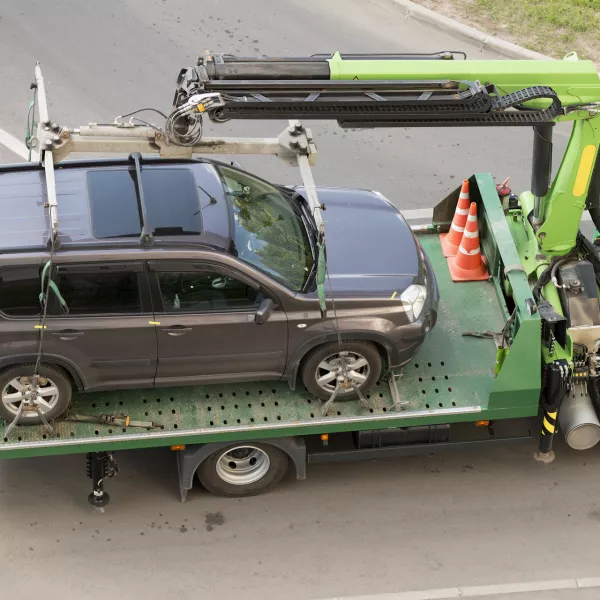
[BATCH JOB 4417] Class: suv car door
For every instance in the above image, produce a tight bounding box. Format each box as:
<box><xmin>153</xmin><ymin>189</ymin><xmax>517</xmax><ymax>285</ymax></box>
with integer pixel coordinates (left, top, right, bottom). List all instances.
<box><xmin>0</xmin><ymin>264</ymin><xmax>49</xmax><ymax>367</ymax></box>
<box><xmin>43</xmin><ymin>262</ymin><xmax>157</xmax><ymax>391</ymax></box>
<box><xmin>149</xmin><ymin>261</ymin><xmax>288</xmax><ymax>385</ymax></box>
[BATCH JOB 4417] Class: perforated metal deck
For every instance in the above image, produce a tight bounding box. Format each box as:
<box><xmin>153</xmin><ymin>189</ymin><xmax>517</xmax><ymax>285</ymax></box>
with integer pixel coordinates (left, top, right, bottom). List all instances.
<box><xmin>0</xmin><ymin>234</ymin><xmax>508</xmax><ymax>458</ymax></box>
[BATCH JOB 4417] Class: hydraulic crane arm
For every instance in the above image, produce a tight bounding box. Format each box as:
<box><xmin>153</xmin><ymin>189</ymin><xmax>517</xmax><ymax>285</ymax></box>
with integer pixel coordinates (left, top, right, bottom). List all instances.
<box><xmin>33</xmin><ymin>52</ymin><xmax>600</xmax><ymax>256</ymax></box>
<box><xmin>171</xmin><ymin>52</ymin><xmax>600</xmax><ymax>256</ymax></box>
<box><xmin>174</xmin><ymin>52</ymin><xmax>566</xmax><ymax>127</ymax></box>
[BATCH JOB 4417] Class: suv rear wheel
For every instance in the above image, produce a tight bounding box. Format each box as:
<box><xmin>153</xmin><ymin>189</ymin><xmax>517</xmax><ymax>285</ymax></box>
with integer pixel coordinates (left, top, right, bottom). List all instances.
<box><xmin>0</xmin><ymin>363</ymin><xmax>73</xmax><ymax>425</ymax></box>
<box><xmin>301</xmin><ymin>340</ymin><xmax>382</xmax><ymax>401</ymax></box>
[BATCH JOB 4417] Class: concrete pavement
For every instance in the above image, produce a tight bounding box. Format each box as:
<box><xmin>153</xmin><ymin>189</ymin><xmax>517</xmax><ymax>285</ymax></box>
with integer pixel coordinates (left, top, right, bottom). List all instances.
<box><xmin>0</xmin><ymin>1</ymin><xmax>597</xmax><ymax>599</ymax></box>
<box><xmin>0</xmin><ymin>0</ymin><xmax>568</xmax><ymax>200</ymax></box>
<box><xmin>3</xmin><ymin>439</ymin><xmax>600</xmax><ymax>600</ymax></box>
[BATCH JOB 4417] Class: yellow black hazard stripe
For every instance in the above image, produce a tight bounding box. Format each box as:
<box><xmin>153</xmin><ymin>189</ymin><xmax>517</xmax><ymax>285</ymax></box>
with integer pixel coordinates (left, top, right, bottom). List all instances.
<box><xmin>542</xmin><ymin>411</ymin><xmax>557</xmax><ymax>435</ymax></box>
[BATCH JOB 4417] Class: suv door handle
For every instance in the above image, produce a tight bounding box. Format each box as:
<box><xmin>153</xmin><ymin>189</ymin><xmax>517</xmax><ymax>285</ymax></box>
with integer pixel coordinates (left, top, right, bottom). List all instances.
<box><xmin>53</xmin><ymin>329</ymin><xmax>85</xmax><ymax>341</ymax></box>
<box><xmin>162</xmin><ymin>326</ymin><xmax>192</xmax><ymax>337</ymax></box>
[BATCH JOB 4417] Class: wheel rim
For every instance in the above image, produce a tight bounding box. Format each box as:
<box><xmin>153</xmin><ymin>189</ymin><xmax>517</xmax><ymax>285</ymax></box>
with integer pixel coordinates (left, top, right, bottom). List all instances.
<box><xmin>215</xmin><ymin>446</ymin><xmax>271</xmax><ymax>486</ymax></box>
<box><xmin>1</xmin><ymin>376</ymin><xmax>60</xmax><ymax>418</ymax></box>
<box><xmin>315</xmin><ymin>351</ymin><xmax>371</xmax><ymax>394</ymax></box>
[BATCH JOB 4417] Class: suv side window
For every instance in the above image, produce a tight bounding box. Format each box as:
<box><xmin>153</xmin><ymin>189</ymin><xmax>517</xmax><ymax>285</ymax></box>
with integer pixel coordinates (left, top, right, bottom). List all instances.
<box><xmin>0</xmin><ymin>266</ymin><xmax>43</xmax><ymax>317</ymax></box>
<box><xmin>54</xmin><ymin>265</ymin><xmax>143</xmax><ymax>315</ymax></box>
<box><xmin>157</xmin><ymin>270</ymin><xmax>260</xmax><ymax>313</ymax></box>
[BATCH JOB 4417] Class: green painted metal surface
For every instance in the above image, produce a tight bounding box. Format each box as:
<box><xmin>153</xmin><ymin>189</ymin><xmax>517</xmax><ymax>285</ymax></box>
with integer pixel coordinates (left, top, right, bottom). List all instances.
<box><xmin>327</xmin><ymin>54</ymin><xmax>600</xmax><ymax>105</ymax></box>
<box><xmin>328</xmin><ymin>52</ymin><xmax>600</xmax><ymax>259</ymax></box>
<box><xmin>0</xmin><ymin>225</ymin><xmax>541</xmax><ymax>459</ymax></box>
<box><xmin>474</xmin><ymin>175</ymin><xmax>541</xmax><ymax>410</ymax></box>
<box><xmin>537</xmin><ymin>119</ymin><xmax>600</xmax><ymax>255</ymax></box>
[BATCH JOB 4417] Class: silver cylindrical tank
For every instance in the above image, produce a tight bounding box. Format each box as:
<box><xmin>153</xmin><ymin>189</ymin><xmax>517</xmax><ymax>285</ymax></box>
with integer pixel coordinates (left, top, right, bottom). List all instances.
<box><xmin>558</xmin><ymin>388</ymin><xmax>600</xmax><ymax>450</ymax></box>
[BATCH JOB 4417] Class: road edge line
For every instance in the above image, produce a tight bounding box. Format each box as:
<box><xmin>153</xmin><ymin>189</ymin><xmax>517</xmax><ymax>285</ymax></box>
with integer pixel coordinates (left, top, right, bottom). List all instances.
<box><xmin>318</xmin><ymin>575</ymin><xmax>600</xmax><ymax>600</ymax></box>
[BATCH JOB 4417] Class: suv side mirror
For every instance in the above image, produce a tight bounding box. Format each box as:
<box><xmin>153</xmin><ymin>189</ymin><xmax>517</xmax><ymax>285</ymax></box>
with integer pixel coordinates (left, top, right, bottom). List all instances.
<box><xmin>255</xmin><ymin>297</ymin><xmax>275</xmax><ymax>324</ymax></box>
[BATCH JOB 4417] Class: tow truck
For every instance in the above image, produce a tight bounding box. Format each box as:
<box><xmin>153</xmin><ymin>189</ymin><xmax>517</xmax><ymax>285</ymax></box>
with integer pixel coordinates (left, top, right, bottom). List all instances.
<box><xmin>2</xmin><ymin>50</ymin><xmax>600</xmax><ymax>506</ymax></box>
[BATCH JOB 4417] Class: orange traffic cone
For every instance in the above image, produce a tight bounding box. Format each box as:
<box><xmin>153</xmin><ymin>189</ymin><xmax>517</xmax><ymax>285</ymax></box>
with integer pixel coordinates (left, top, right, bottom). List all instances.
<box><xmin>440</xmin><ymin>179</ymin><xmax>471</xmax><ymax>258</ymax></box>
<box><xmin>447</xmin><ymin>202</ymin><xmax>489</xmax><ymax>282</ymax></box>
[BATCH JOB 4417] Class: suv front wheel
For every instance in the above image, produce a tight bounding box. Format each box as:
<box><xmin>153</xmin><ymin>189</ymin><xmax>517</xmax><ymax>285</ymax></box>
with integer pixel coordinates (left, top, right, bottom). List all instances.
<box><xmin>301</xmin><ymin>340</ymin><xmax>382</xmax><ymax>401</ymax></box>
<box><xmin>0</xmin><ymin>363</ymin><xmax>73</xmax><ymax>425</ymax></box>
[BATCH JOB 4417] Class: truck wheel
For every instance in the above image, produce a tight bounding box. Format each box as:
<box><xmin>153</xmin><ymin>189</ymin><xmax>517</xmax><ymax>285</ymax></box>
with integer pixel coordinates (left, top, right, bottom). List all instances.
<box><xmin>0</xmin><ymin>363</ymin><xmax>72</xmax><ymax>425</ymax></box>
<box><xmin>197</xmin><ymin>443</ymin><xmax>289</xmax><ymax>497</ymax></box>
<box><xmin>301</xmin><ymin>340</ymin><xmax>381</xmax><ymax>401</ymax></box>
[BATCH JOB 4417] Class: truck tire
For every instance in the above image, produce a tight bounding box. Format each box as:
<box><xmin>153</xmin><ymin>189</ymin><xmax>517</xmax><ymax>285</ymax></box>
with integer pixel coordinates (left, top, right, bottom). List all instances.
<box><xmin>0</xmin><ymin>363</ymin><xmax>72</xmax><ymax>425</ymax></box>
<box><xmin>197</xmin><ymin>442</ymin><xmax>289</xmax><ymax>497</ymax></box>
<box><xmin>301</xmin><ymin>340</ymin><xmax>381</xmax><ymax>401</ymax></box>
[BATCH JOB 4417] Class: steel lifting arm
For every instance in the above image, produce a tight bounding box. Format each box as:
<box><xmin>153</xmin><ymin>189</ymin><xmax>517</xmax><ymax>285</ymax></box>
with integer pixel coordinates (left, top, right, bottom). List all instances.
<box><xmin>31</xmin><ymin>70</ymin><xmax>323</xmax><ymax>237</ymax></box>
<box><xmin>173</xmin><ymin>52</ymin><xmax>600</xmax><ymax>257</ymax></box>
<box><xmin>31</xmin><ymin>65</ymin><xmax>328</xmax><ymax>312</ymax></box>
<box><xmin>33</xmin><ymin>52</ymin><xmax>600</xmax><ymax>257</ymax></box>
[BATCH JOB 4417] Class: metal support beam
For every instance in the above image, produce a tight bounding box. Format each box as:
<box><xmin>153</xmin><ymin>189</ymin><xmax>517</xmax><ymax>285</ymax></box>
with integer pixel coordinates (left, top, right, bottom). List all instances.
<box><xmin>39</xmin><ymin>123</ymin><xmax>315</xmax><ymax>164</ymax></box>
<box><xmin>33</xmin><ymin>66</ymin><xmax>321</xmax><ymax>246</ymax></box>
<box><xmin>43</xmin><ymin>152</ymin><xmax>58</xmax><ymax>240</ymax></box>
<box><xmin>34</xmin><ymin>63</ymin><xmax>50</xmax><ymax>125</ymax></box>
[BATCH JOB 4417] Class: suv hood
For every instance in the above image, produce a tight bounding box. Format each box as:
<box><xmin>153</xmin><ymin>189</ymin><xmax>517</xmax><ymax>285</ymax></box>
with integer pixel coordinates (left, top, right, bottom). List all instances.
<box><xmin>296</xmin><ymin>187</ymin><xmax>420</xmax><ymax>296</ymax></box>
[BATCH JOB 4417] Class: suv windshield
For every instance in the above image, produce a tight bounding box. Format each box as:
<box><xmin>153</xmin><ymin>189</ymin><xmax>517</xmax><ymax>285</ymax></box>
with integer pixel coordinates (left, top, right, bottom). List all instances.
<box><xmin>217</xmin><ymin>165</ymin><xmax>314</xmax><ymax>291</ymax></box>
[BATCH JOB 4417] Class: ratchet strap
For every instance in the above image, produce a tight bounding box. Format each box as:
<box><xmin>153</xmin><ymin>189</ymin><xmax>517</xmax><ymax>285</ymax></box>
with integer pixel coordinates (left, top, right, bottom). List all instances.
<box><xmin>39</xmin><ymin>260</ymin><xmax>69</xmax><ymax>314</ymax></box>
<box><xmin>316</xmin><ymin>241</ymin><xmax>327</xmax><ymax>317</ymax></box>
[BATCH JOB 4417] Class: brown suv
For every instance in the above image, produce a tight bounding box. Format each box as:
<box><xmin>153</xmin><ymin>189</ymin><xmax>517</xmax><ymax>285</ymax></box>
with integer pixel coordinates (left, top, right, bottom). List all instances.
<box><xmin>0</xmin><ymin>157</ymin><xmax>438</xmax><ymax>424</ymax></box>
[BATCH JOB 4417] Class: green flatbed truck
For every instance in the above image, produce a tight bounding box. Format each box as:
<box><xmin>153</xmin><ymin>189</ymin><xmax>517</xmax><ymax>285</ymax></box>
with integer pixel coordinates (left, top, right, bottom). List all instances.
<box><xmin>3</xmin><ymin>51</ymin><xmax>600</xmax><ymax>505</ymax></box>
<box><xmin>0</xmin><ymin>175</ymin><xmax>540</xmax><ymax>505</ymax></box>
<box><xmin>0</xmin><ymin>189</ymin><xmax>539</xmax><ymax>499</ymax></box>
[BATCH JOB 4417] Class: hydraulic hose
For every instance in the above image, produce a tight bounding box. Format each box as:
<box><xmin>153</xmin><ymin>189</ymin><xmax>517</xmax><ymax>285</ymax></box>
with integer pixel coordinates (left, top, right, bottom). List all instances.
<box><xmin>589</xmin><ymin>205</ymin><xmax>600</xmax><ymax>236</ymax></box>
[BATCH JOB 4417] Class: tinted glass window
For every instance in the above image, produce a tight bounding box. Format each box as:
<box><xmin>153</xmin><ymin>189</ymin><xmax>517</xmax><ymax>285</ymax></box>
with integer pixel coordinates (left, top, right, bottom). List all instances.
<box><xmin>217</xmin><ymin>166</ymin><xmax>314</xmax><ymax>291</ymax></box>
<box><xmin>0</xmin><ymin>266</ymin><xmax>42</xmax><ymax>317</ymax></box>
<box><xmin>88</xmin><ymin>168</ymin><xmax>202</xmax><ymax>238</ymax></box>
<box><xmin>157</xmin><ymin>271</ymin><xmax>260</xmax><ymax>313</ymax></box>
<box><xmin>55</xmin><ymin>268</ymin><xmax>141</xmax><ymax>315</ymax></box>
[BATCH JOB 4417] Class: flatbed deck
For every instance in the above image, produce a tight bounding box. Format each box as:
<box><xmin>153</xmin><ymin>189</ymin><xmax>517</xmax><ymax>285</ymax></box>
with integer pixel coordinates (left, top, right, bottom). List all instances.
<box><xmin>0</xmin><ymin>233</ymin><xmax>514</xmax><ymax>459</ymax></box>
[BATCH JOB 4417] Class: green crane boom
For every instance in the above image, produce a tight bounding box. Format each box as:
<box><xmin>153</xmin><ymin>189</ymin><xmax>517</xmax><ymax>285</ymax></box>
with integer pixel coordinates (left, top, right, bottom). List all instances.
<box><xmin>175</xmin><ymin>51</ymin><xmax>600</xmax><ymax>258</ymax></box>
<box><xmin>169</xmin><ymin>50</ymin><xmax>600</xmax><ymax>458</ymax></box>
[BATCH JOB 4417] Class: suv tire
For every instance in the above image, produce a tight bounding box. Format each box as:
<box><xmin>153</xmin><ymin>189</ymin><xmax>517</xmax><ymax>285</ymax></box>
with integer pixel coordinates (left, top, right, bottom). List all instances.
<box><xmin>301</xmin><ymin>340</ymin><xmax>381</xmax><ymax>401</ymax></box>
<box><xmin>0</xmin><ymin>363</ymin><xmax>73</xmax><ymax>425</ymax></box>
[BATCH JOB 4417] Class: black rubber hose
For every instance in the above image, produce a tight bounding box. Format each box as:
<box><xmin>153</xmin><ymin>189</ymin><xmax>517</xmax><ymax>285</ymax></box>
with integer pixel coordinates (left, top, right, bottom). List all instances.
<box><xmin>531</xmin><ymin>123</ymin><xmax>553</xmax><ymax>199</ymax></box>
<box><xmin>589</xmin><ymin>206</ymin><xmax>600</xmax><ymax>237</ymax></box>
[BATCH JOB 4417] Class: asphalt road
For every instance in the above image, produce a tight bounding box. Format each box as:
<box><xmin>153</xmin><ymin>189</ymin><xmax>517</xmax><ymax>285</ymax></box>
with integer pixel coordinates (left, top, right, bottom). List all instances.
<box><xmin>0</xmin><ymin>1</ymin><xmax>598</xmax><ymax>599</ymax></box>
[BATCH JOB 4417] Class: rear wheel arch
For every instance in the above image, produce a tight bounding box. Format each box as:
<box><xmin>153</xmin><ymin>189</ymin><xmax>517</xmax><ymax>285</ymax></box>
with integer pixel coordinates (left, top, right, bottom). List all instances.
<box><xmin>0</xmin><ymin>355</ymin><xmax>85</xmax><ymax>391</ymax></box>
<box><xmin>369</xmin><ymin>339</ymin><xmax>389</xmax><ymax>371</ymax></box>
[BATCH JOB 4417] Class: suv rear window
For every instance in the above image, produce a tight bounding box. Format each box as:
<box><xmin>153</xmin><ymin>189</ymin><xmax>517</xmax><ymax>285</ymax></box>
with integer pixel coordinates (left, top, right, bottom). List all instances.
<box><xmin>54</xmin><ymin>267</ymin><xmax>142</xmax><ymax>315</ymax></box>
<box><xmin>0</xmin><ymin>266</ymin><xmax>42</xmax><ymax>317</ymax></box>
<box><xmin>87</xmin><ymin>168</ymin><xmax>202</xmax><ymax>238</ymax></box>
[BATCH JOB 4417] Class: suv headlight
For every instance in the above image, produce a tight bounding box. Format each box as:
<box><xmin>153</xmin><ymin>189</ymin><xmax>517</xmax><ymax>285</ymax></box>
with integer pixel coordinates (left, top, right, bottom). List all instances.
<box><xmin>400</xmin><ymin>284</ymin><xmax>427</xmax><ymax>322</ymax></box>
